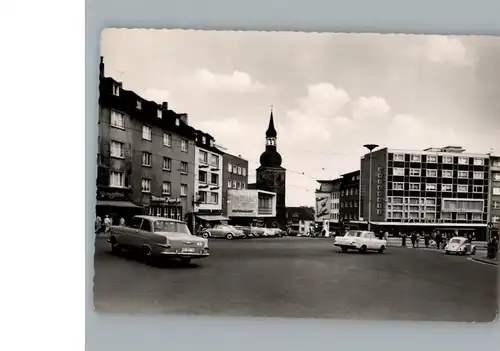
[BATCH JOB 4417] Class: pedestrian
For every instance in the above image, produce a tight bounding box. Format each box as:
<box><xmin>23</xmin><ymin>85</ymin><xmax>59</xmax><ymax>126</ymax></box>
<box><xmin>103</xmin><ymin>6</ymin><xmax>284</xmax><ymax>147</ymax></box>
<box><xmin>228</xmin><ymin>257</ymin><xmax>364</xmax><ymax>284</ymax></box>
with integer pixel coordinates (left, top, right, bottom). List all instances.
<box><xmin>95</xmin><ymin>216</ymin><xmax>102</xmax><ymax>234</ymax></box>
<box><xmin>401</xmin><ymin>232</ymin><xmax>407</xmax><ymax>247</ymax></box>
<box><xmin>103</xmin><ymin>215</ymin><xmax>112</xmax><ymax>234</ymax></box>
<box><xmin>119</xmin><ymin>217</ymin><xmax>125</xmax><ymax>226</ymax></box>
<box><xmin>384</xmin><ymin>231</ymin><xmax>389</xmax><ymax>241</ymax></box>
<box><xmin>435</xmin><ymin>231</ymin><xmax>442</xmax><ymax>250</ymax></box>
<box><xmin>424</xmin><ymin>232</ymin><xmax>430</xmax><ymax>248</ymax></box>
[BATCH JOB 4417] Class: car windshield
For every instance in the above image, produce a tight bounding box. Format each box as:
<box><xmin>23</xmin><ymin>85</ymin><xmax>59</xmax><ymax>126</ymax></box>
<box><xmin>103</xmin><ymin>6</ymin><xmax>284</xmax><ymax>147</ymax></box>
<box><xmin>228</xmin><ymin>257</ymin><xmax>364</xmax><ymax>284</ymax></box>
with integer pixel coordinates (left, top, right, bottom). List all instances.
<box><xmin>449</xmin><ymin>238</ymin><xmax>463</xmax><ymax>244</ymax></box>
<box><xmin>346</xmin><ymin>230</ymin><xmax>362</xmax><ymax>237</ymax></box>
<box><xmin>153</xmin><ymin>220</ymin><xmax>191</xmax><ymax>235</ymax></box>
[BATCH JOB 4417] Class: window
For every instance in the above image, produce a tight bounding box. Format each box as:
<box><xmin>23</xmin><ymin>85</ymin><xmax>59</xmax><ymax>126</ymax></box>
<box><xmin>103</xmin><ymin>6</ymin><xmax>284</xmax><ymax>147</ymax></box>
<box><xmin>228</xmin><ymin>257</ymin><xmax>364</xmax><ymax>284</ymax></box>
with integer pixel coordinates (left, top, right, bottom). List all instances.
<box><xmin>136</xmin><ymin>100</ymin><xmax>142</xmax><ymax>109</ymax></box>
<box><xmin>112</xmin><ymin>83</ymin><xmax>120</xmax><ymax>96</ymax></box>
<box><xmin>493</xmin><ymin>201</ymin><xmax>499</xmax><ymax>209</ymax></box>
<box><xmin>238</xmin><ymin>166</ymin><xmax>242</xmax><ymax>175</ymax></box>
<box><xmin>242</xmin><ymin>182</ymin><xmax>245</xmax><ymax>189</ymax></box>
<box><xmin>410</xmin><ymin>183</ymin><xmax>420</xmax><ymax>191</ymax></box>
<box><xmin>355</xmin><ymin>188</ymin><xmax>359</xmax><ymax>195</ymax></box>
<box><xmin>175</xmin><ymin>118</ymin><xmax>180</xmax><ymax>126</ymax></box>
<box><xmin>210</xmin><ymin>173</ymin><xmax>219</xmax><ymax>185</ymax></box>
<box><xmin>427</xmin><ymin>155</ymin><xmax>437</xmax><ymax>163</ymax></box>
<box><xmin>426</xmin><ymin>169</ymin><xmax>437</xmax><ymax>177</ymax></box>
<box><xmin>425</xmin><ymin>198</ymin><xmax>436</xmax><ymax>205</ymax></box>
<box><xmin>157</xmin><ymin>109</ymin><xmax>162</xmax><ymax>118</ymax></box>
<box><xmin>142</xmin><ymin>152</ymin><xmax>152</xmax><ymax>167</ymax></box>
<box><xmin>473</xmin><ymin>185</ymin><xmax>483</xmax><ymax>193</ymax></box>
<box><xmin>493</xmin><ymin>173</ymin><xmax>500</xmax><ymax>181</ymax></box>
<box><xmin>202</xmin><ymin>136</ymin><xmax>206</xmax><ymax>144</ymax></box>
<box><xmin>458</xmin><ymin>157</ymin><xmax>468</xmax><ymax>165</ymax></box>
<box><xmin>473</xmin><ymin>171</ymin><xmax>484</xmax><ymax>179</ymax></box>
<box><xmin>198</xmin><ymin>191</ymin><xmax>207</xmax><ymax>203</ymax></box>
<box><xmin>110</xmin><ymin>141</ymin><xmax>124</xmax><ymax>158</ymax></box>
<box><xmin>233</xmin><ymin>166</ymin><xmax>237</xmax><ymax>174</ymax></box>
<box><xmin>110</xmin><ymin>110</ymin><xmax>125</xmax><ymax>129</ymax></box>
<box><xmin>393</xmin><ymin>153</ymin><xmax>405</xmax><ymax>161</ymax></box>
<box><xmin>199</xmin><ymin>150</ymin><xmax>208</xmax><ymax>164</ymax></box>
<box><xmin>110</xmin><ymin>171</ymin><xmax>124</xmax><ymax>187</ymax></box>
<box><xmin>377</xmin><ymin>191</ymin><xmax>383</xmax><ymax>196</ymax></box>
<box><xmin>457</xmin><ymin>184</ymin><xmax>468</xmax><ymax>192</ymax></box>
<box><xmin>393</xmin><ymin>182</ymin><xmax>404</xmax><ymax>190</ymax></box>
<box><xmin>355</xmin><ymin>201</ymin><xmax>358</xmax><ymax>207</ymax></box>
<box><xmin>180</xmin><ymin>184</ymin><xmax>188</xmax><ymax>196</ymax></box>
<box><xmin>426</xmin><ymin>183</ymin><xmax>437</xmax><ymax>191</ymax></box>
<box><xmin>162</xmin><ymin>181</ymin><xmax>171</xmax><ymax>195</ymax></box>
<box><xmin>163</xmin><ymin>133</ymin><xmax>171</xmax><ymax>147</ymax></box>
<box><xmin>228</xmin><ymin>179</ymin><xmax>232</xmax><ymax>188</ymax></box>
<box><xmin>441</xmin><ymin>213</ymin><xmax>452</xmax><ymax>220</ymax></box>
<box><xmin>141</xmin><ymin>179</ymin><xmax>151</xmax><ymax>193</ymax></box>
<box><xmin>474</xmin><ymin>158</ymin><xmax>484</xmax><ymax>166</ymax></box>
<box><xmin>410</xmin><ymin>168</ymin><xmax>421</xmax><ymax>177</ymax></box>
<box><xmin>443</xmin><ymin>156</ymin><xmax>453</xmax><ymax>164</ymax></box>
<box><xmin>493</xmin><ymin>160</ymin><xmax>500</xmax><ymax>167</ymax></box>
<box><xmin>494</xmin><ymin>187</ymin><xmax>500</xmax><ymax>195</ymax></box>
<box><xmin>142</xmin><ymin>125</ymin><xmax>152</xmax><ymax>141</ymax></box>
<box><xmin>442</xmin><ymin>184</ymin><xmax>452</xmax><ymax>192</ymax></box>
<box><xmin>410</xmin><ymin>155</ymin><xmax>421</xmax><ymax>162</ymax></box>
<box><xmin>163</xmin><ymin>157</ymin><xmax>171</xmax><ymax>171</ymax></box>
<box><xmin>393</xmin><ymin>168</ymin><xmax>404</xmax><ymax>176</ymax></box>
<box><xmin>180</xmin><ymin>161</ymin><xmax>188</xmax><ymax>174</ymax></box>
<box><xmin>141</xmin><ymin>220</ymin><xmax>152</xmax><ymax>232</ymax></box>
<box><xmin>210</xmin><ymin>192</ymin><xmax>219</xmax><ymax>204</ymax></box>
<box><xmin>457</xmin><ymin>213</ymin><xmax>467</xmax><ymax>221</ymax></box>
<box><xmin>232</xmin><ymin>180</ymin><xmax>237</xmax><ymax>188</ymax></box>
<box><xmin>442</xmin><ymin>170</ymin><xmax>453</xmax><ymax>178</ymax></box>
<box><xmin>236</xmin><ymin>181</ymin><xmax>241</xmax><ymax>189</ymax></box>
<box><xmin>228</xmin><ymin>163</ymin><xmax>232</xmax><ymax>172</ymax></box>
<box><xmin>458</xmin><ymin>171</ymin><xmax>468</xmax><ymax>178</ymax></box>
<box><xmin>211</xmin><ymin>154</ymin><xmax>219</xmax><ymax>167</ymax></box>
<box><xmin>242</xmin><ymin>168</ymin><xmax>246</xmax><ymax>176</ymax></box>
<box><xmin>472</xmin><ymin>213</ymin><xmax>482</xmax><ymax>221</ymax></box>
<box><xmin>181</xmin><ymin>140</ymin><xmax>188</xmax><ymax>152</ymax></box>
<box><xmin>210</xmin><ymin>140</ymin><xmax>214</xmax><ymax>147</ymax></box>
<box><xmin>199</xmin><ymin>170</ymin><xmax>207</xmax><ymax>183</ymax></box>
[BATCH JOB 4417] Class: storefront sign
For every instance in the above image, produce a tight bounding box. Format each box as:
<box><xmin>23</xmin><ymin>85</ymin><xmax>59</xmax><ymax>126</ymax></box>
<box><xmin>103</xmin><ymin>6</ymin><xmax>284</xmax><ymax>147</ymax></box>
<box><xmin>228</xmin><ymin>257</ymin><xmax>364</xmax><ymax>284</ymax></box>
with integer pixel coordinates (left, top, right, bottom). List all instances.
<box><xmin>150</xmin><ymin>196</ymin><xmax>182</xmax><ymax>204</ymax></box>
<box><xmin>96</xmin><ymin>187</ymin><xmax>130</xmax><ymax>201</ymax></box>
<box><xmin>151</xmin><ymin>196</ymin><xmax>167</xmax><ymax>202</ymax></box>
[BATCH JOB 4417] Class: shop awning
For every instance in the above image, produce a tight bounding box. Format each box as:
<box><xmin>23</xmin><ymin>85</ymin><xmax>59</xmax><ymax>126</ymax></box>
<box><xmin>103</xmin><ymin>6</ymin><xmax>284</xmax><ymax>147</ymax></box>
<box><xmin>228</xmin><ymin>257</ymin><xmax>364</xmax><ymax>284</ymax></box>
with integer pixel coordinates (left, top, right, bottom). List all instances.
<box><xmin>197</xmin><ymin>215</ymin><xmax>230</xmax><ymax>221</ymax></box>
<box><xmin>96</xmin><ymin>200</ymin><xmax>142</xmax><ymax>208</ymax></box>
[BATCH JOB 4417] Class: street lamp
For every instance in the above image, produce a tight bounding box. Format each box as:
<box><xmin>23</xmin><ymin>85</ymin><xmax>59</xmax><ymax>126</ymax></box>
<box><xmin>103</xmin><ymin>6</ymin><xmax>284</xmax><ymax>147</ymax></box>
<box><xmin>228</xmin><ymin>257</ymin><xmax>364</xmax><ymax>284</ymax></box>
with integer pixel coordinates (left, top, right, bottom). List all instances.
<box><xmin>363</xmin><ymin>144</ymin><xmax>379</xmax><ymax>231</ymax></box>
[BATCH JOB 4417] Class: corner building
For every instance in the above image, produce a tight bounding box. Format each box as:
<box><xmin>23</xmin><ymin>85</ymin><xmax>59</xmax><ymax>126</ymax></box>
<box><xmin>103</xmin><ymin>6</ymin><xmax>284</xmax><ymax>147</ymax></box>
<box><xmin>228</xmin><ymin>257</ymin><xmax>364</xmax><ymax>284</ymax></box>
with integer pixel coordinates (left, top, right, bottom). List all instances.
<box><xmin>358</xmin><ymin>146</ymin><xmax>490</xmax><ymax>240</ymax></box>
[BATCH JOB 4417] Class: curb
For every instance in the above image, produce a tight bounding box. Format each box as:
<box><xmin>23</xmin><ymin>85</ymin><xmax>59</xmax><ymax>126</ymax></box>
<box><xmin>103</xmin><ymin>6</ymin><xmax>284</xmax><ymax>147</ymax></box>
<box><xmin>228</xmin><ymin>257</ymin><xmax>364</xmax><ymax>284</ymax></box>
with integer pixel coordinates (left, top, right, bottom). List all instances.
<box><xmin>470</xmin><ymin>257</ymin><xmax>498</xmax><ymax>266</ymax></box>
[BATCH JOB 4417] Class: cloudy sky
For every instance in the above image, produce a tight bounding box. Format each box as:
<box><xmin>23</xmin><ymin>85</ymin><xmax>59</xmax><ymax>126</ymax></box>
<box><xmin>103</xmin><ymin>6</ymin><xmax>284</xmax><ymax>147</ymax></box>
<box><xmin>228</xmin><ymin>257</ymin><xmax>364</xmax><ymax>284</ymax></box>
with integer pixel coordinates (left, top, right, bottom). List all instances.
<box><xmin>101</xmin><ymin>29</ymin><xmax>500</xmax><ymax>207</ymax></box>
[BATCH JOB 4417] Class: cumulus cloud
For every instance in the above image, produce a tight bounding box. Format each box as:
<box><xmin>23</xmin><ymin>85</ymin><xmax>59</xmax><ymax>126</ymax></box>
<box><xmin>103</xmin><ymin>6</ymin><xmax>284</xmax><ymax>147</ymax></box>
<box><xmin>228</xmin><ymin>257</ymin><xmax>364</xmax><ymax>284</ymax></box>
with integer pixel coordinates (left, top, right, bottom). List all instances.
<box><xmin>352</xmin><ymin>96</ymin><xmax>391</xmax><ymax>120</ymax></box>
<box><xmin>193</xmin><ymin>69</ymin><xmax>265</xmax><ymax>93</ymax></box>
<box><xmin>425</xmin><ymin>36</ymin><xmax>471</xmax><ymax>66</ymax></box>
<box><xmin>298</xmin><ymin>83</ymin><xmax>351</xmax><ymax>117</ymax></box>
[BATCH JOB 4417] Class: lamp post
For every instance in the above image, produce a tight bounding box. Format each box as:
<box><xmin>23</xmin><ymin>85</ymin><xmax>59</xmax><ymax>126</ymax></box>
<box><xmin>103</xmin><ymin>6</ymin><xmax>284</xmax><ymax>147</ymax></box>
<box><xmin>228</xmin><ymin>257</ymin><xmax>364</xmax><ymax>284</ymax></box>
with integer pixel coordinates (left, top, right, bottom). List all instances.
<box><xmin>363</xmin><ymin>144</ymin><xmax>379</xmax><ymax>231</ymax></box>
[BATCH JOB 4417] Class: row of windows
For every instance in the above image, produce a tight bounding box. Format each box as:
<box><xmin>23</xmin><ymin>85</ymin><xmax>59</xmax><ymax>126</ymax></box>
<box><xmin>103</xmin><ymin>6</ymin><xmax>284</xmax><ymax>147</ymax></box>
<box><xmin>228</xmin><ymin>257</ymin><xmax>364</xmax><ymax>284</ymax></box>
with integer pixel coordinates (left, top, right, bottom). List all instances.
<box><xmin>109</xmin><ymin>171</ymin><xmax>189</xmax><ymax>196</ymax></box>
<box><xmin>198</xmin><ymin>190</ymin><xmax>219</xmax><ymax>205</ymax></box>
<box><xmin>111</xmin><ymin>111</ymin><xmax>189</xmax><ymax>151</ymax></box>
<box><xmin>227</xmin><ymin>163</ymin><xmax>247</xmax><ymax>176</ymax></box>
<box><xmin>387</xmin><ymin>211</ymin><xmax>484</xmax><ymax>221</ymax></box>
<box><xmin>198</xmin><ymin>171</ymin><xmax>219</xmax><ymax>186</ymax></box>
<box><xmin>340</xmin><ymin>188</ymin><xmax>358</xmax><ymax>196</ymax></box>
<box><xmin>391</xmin><ymin>182</ymin><xmax>486</xmax><ymax>193</ymax></box>
<box><xmin>341</xmin><ymin>201</ymin><xmax>359</xmax><ymax>208</ymax></box>
<box><xmin>392</xmin><ymin>168</ymin><xmax>485</xmax><ymax>179</ymax></box>
<box><xmin>228</xmin><ymin>179</ymin><xmax>246</xmax><ymax>190</ymax></box>
<box><xmin>391</xmin><ymin>153</ymin><xmax>485</xmax><ymax>165</ymax></box>
<box><xmin>199</xmin><ymin>150</ymin><xmax>220</xmax><ymax>167</ymax></box>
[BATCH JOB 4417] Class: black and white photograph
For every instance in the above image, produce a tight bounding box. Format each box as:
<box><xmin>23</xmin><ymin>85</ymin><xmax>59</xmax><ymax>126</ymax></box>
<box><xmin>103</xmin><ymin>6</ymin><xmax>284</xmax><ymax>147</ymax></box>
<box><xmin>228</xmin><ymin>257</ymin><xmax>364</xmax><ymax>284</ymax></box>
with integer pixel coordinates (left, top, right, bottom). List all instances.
<box><xmin>93</xmin><ymin>29</ymin><xmax>499</xmax><ymax>322</ymax></box>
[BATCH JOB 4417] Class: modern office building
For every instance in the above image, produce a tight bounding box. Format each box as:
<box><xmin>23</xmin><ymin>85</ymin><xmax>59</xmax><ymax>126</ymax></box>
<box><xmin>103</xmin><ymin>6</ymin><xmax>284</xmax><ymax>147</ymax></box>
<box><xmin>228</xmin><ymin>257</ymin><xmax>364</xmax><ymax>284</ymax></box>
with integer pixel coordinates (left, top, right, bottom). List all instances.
<box><xmin>226</xmin><ymin>189</ymin><xmax>277</xmax><ymax>226</ymax></box>
<box><xmin>222</xmin><ymin>153</ymin><xmax>249</xmax><ymax>216</ymax></box>
<box><xmin>358</xmin><ymin>145</ymin><xmax>490</xmax><ymax>239</ymax></box>
<box><xmin>488</xmin><ymin>154</ymin><xmax>500</xmax><ymax>239</ymax></box>
<box><xmin>339</xmin><ymin>170</ymin><xmax>360</xmax><ymax>227</ymax></box>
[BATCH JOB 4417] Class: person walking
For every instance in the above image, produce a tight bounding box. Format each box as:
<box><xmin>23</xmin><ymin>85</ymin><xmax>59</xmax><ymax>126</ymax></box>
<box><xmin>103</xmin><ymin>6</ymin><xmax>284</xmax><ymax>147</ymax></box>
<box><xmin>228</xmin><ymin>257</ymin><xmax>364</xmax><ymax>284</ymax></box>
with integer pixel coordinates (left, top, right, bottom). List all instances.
<box><xmin>424</xmin><ymin>232</ymin><xmax>430</xmax><ymax>248</ymax></box>
<box><xmin>119</xmin><ymin>217</ymin><xmax>125</xmax><ymax>226</ymax></box>
<box><xmin>103</xmin><ymin>215</ymin><xmax>112</xmax><ymax>234</ymax></box>
<box><xmin>411</xmin><ymin>232</ymin><xmax>417</xmax><ymax>248</ymax></box>
<box><xmin>401</xmin><ymin>231</ymin><xmax>407</xmax><ymax>247</ymax></box>
<box><xmin>435</xmin><ymin>231</ymin><xmax>442</xmax><ymax>250</ymax></box>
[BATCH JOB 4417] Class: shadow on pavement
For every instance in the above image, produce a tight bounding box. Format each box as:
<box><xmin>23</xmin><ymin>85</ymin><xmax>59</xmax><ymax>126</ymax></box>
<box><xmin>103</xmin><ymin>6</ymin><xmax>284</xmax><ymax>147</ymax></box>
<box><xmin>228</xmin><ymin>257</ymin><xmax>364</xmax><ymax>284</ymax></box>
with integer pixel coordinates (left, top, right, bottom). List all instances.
<box><xmin>107</xmin><ymin>250</ymin><xmax>201</xmax><ymax>269</ymax></box>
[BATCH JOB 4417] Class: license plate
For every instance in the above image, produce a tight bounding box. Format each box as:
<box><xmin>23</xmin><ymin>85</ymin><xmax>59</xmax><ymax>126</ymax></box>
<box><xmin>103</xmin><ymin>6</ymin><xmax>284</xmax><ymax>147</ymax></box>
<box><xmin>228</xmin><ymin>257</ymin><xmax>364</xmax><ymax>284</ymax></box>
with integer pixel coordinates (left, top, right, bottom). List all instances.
<box><xmin>182</xmin><ymin>248</ymin><xmax>195</xmax><ymax>253</ymax></box>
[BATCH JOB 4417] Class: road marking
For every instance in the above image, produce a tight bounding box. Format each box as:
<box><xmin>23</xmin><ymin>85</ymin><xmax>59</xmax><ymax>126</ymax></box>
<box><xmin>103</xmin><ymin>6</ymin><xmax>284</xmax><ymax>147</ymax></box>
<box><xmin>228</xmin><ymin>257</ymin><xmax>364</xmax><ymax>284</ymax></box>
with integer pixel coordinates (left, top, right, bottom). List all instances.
<box><xmin>467</xmin><ymin>257</ymin><xmax>498</xmax><ymax>267</ymax></box>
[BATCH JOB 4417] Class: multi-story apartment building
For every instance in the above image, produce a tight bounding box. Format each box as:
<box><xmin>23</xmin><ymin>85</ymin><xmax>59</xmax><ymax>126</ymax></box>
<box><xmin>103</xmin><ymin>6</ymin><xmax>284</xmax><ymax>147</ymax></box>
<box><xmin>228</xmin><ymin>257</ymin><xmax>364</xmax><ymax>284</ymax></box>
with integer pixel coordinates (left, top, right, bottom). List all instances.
<box><xmin>97</xmin><ymin>57</ymin><xmax>196</xmax><ymax>223</ymax></box>
<box><xmin>194</xmin><ymin>131</ymin><xmax>225</xmax><ymax>222</ymax></box>
<box><xmin>222</xmin><ymin>153</ymin><xmax>249</xmax><ymax>216</ymax></box>
<box><xmin>358</xmin><ymin>145</ymin><xmax>490</xmax><ymax>239</ymax></box>
<box><xmin>488</xmin><ymin>155</ymin><xmax>500</xmax><ymax>239</ymax></box>
<box><xmin>315</xmin><ymin>178</ymin><xmax>342</xmax><ymax>231</ymax></box>
<box><xmin>340</xmin><ymin>170</ymin><xmax>360</xmax><ymax>225</ymax></box>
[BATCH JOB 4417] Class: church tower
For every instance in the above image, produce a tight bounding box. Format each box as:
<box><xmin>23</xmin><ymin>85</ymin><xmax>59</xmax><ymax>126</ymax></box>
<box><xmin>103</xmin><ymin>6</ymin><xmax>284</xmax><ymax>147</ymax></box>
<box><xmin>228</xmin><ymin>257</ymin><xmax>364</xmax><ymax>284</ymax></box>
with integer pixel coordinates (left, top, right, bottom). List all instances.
<box><xmin>256</xmin><ymin>107</ymin><xmax>287</xmax><ymax>229</ymax></box>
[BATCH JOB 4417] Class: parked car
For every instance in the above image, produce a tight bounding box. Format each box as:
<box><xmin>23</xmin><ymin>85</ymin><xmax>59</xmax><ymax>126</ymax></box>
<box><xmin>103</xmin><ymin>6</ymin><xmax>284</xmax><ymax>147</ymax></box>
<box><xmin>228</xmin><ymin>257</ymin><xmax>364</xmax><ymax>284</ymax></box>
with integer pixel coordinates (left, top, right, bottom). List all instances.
<box><xmin>333</xmin><ymin>230</ymin><xmax>387</xmax><ymax>253</ymax></box>
<box><xmin>107</xmin><ymin>215</ymin><xmax>209</xmax><ymax>265</ymax></box>
<box><xmin>444</xmin><ymin>236</ymin><xmax>476</xmax><ymax>255</ymax></box>
<box><xmin>233</xmin><ymin>225</ymin><xmax>258</xmax><ymax>238</ymax></box>
<box><xmin>200</xmin><ymin>224</ymin><xmax>246</xmax><ymax>240</ymax></box>
<box><xmin>267</xmin><ymin>228</ymin><xmax>284</xmax><ymax>237</ymax></box>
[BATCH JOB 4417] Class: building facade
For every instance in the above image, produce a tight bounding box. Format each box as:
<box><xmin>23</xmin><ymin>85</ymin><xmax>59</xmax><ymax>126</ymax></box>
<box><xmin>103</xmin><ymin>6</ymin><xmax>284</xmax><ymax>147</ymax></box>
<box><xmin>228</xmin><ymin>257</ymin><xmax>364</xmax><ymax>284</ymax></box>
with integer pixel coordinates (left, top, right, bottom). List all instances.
<box><xmin>489</xmin><ymin>155</ymin><xmax>500</xmax><ymax>239</ymax></box>
<box><xmin>256</xmin><ymin>109</ymin><xmax>287</xmax><ymax>229</ymax></box>
<box><xmin>226</xmin><ymin>189</ymin><xmax>277</xmax><ymax>226</ymax></box>
<box><xmin>340</xmin><ymin>170</ymin><xmax>360</xmax><ymax>226</ymax></box>
<box><xmin>359</xmin><ymin>146</ymin><xmax>490</xmax><ymax>239</ymax></box>
<box><xmin>222</xmin><ymin>153</ymin><xmax>249</xmax><ymax>216</ymax></box>
<box><xmin>97</xmin><ymin>57</ymin><xmax>196</xmax><ymax>223</ymax></box>
<box><xmin>194</xmin><ymin>131</ymin><xmax>225</xmax><ymax>221</ymax></box>
<box><xmin>315</xmin><ymin>178</ymin><xmax>342</xmax><ymax>231</ymax></box>
<box><xmin>286</xmin><ymin>206</ymin><xmax>315</xmax><ymax>235</ymax></box>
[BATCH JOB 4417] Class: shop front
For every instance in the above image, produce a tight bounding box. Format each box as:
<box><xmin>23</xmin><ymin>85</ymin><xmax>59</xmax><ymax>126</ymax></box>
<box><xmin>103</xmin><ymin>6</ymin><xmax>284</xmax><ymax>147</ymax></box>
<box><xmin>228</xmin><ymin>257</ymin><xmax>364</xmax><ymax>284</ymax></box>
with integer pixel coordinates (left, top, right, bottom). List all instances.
<box><xmin>95</xmin><ymin>186</ymin><xmax>143</xmax><ymax>223</ymax></box>
<box><xmin>146</xmin><ymin>195</ymin><xmax>185</xmax><ymax>221</ymax></box>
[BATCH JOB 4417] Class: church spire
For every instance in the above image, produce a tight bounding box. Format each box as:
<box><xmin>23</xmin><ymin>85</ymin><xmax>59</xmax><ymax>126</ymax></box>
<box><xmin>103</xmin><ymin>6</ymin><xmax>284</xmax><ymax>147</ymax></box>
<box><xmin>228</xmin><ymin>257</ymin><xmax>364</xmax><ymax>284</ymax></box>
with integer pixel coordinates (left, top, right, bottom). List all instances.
<box><xmin>266</xmin><ymin>105</ymin><xmax>277</xmax><ymax>138</ymax></box>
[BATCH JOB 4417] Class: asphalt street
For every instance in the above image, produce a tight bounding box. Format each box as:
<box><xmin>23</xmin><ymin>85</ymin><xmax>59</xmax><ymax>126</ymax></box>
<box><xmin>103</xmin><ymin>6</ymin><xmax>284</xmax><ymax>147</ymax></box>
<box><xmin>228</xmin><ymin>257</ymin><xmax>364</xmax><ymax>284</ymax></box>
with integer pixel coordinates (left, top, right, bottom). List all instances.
<box><xmin>93</xmin><ymin>236</ymin><xmax>497</xmax><ymax>322</ymax></box>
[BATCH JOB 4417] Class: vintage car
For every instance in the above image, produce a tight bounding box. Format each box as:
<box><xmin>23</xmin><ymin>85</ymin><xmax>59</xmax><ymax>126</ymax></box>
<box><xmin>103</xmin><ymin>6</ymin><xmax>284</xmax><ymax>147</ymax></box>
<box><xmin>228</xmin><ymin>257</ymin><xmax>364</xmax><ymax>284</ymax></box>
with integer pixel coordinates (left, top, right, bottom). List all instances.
<box><xmin>444</xmin><ymin>236</ymin><xmax>477</xmax><ymax>255</ymax></box>
<box><xmin>233</xmin><ymin>225</ymin><xmax>258</xmax><ymax>238</ymax></box>
<box><xmin>108</xmin><ymin>215</ymin><xmax>209</xmax><ymax>265</ymax></box>
<box><xmin>333</xmin><ymin>230</ymin><xmax>387</xmax><ymax>253</ymax></box>
<box><xmin>200</xmin><ymin>224</ymin><xmax>246</xmax><ymax>239</ymax></box>
<box><xmin>266</xmin><ymin>228</ymin><xmax>284</xmax><ymax>237</ymax></box>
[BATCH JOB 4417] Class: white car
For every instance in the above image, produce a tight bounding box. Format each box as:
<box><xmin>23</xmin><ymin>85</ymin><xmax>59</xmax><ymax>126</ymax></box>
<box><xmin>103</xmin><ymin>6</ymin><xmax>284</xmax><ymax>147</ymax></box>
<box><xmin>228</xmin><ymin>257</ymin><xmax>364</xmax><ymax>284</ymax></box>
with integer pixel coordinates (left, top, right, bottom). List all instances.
<box><xmin>445</xmin><ymin>236</ymin><xmax>476</xmax><ymax>255</ymax></box>
<box><xmin>334</xmin><ymin>230</ymin><xmax>387</xmax><ymax>253</ymax></box>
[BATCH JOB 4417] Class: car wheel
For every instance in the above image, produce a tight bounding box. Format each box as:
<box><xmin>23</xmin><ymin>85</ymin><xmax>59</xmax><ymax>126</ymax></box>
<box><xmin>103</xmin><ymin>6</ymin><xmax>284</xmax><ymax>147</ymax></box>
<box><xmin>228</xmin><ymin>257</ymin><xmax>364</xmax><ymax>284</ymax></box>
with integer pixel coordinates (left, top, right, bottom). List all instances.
<box><xmin>202</xmin><ymin>232</ymin><xmax>210</xmax><ymax>239</ymax></box>
<box><xmin>358</xmin><ymin>245</ymin><xmax>367</xmax><ymax>253</ymax></box>
<box><xmin>241</xmin><ymin>234</ymin><xmax>247</xmax><ymax>239</ymax></box>
<box><xmin>226</xmin><ymin>233</ymin><xmax>234</xmax><ymax>240</ymax></box>
<box><xmin>141</xmin><ymin>245</ymin><xmax>153</xmax><ymax>263</ymax></box>
<box><xmin>341</xmin><ymin>247</ymin><xmax>348</xmax><ymax>253</ymax></box>
<box><xmin>378</xmin><ymin>246</ymin><xmax>385</xmax><ymax>254</ymax></box>
<box><xmin>110</xmin><ymin>236</ymin><xmax>121</xmax><ymax>254</ymax></box>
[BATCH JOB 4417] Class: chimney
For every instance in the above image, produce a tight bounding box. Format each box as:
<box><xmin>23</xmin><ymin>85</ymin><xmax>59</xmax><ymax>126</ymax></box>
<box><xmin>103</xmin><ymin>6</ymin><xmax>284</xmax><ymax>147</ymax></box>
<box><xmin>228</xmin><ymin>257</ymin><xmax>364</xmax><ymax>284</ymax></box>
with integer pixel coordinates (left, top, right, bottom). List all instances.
<box><xmin>99</xmin><ymin>56</ymin><xmax>104</xmax><ymax>81</ymax></box>
<box><xmin>179</xmin><ymin>113</ymin><xmax>188</xmax><ymax>125</ymax></box>
<box><xmin>162</xmin><ymin>101</ymin><xmax>168</xmax><ymax>110</ymax></box>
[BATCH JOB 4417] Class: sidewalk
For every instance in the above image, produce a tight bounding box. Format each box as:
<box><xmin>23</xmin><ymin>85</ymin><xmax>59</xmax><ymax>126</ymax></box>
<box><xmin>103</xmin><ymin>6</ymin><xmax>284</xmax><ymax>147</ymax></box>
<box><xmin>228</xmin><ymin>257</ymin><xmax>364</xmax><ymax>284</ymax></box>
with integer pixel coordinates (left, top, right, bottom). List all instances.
<box><xmin>387</xmin><ymin>237</ymin><xmax>487</xmax><ymax>248</ymax></box>
<box><xmin>470</xmin><ymin>256</ymin><xmax>499</xmax><ymax>266</ymax></box>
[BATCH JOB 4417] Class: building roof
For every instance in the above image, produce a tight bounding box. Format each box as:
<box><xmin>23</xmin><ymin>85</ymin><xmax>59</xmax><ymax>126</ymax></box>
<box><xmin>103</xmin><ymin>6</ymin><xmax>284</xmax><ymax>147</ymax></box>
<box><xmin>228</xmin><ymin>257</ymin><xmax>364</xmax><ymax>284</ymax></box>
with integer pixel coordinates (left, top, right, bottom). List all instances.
<box><xmin>259</xmin><ymin>108</ymin><xmax>283</xmax><ymax>168</ymax></box>
<box><xmin>266</xmin><ymin>109</ymin><xmax>277</xmax><ymax>138</ymax></box>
